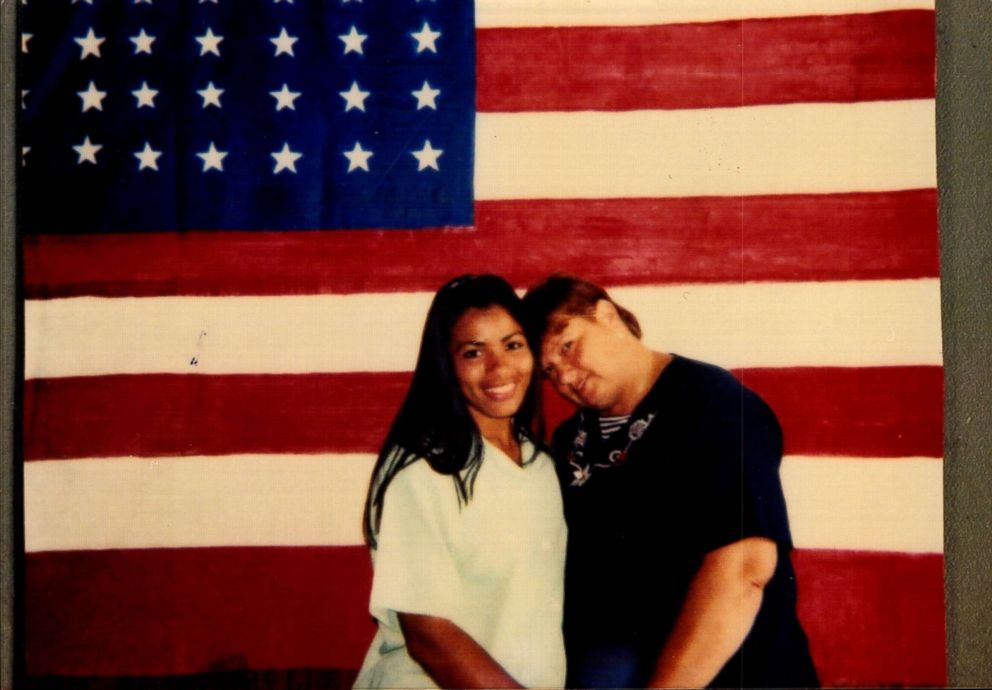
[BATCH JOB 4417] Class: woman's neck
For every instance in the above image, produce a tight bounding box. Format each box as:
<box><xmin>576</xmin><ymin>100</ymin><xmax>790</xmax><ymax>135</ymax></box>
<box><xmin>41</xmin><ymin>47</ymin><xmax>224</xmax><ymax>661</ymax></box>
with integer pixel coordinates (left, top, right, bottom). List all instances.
<box><xmin>607</xmin><ymin>349</ymin><xmax>672</xmax><ymax>416</ymax></box>
<box><xmin>473</xmin><ymin>415</ymin><xmax>521</xmax><ymax>465</ymax></box>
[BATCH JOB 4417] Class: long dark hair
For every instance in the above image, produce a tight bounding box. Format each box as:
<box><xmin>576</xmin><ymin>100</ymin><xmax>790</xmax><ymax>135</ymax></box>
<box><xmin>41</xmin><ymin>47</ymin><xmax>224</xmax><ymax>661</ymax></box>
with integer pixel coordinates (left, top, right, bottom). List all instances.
<box><xmin>362</xmin><ymin>274</ymin><xmax>544</xmax><ymax>548</ymax></box>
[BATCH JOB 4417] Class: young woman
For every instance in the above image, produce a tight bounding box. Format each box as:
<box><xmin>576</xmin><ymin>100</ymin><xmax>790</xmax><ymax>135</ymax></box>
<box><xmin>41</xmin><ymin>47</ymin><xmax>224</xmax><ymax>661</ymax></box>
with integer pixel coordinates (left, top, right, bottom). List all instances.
<box><xmin>353</xmin><ymin>275</ymin><xmax>567</xmax><ymax>689</ymax></box>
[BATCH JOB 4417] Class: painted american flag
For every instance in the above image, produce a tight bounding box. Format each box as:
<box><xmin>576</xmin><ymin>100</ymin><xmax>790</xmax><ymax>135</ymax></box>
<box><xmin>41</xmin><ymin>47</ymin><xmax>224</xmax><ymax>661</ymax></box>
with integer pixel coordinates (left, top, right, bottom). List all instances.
<box><xmin>20</xmin><ymin>0</ymin><xmax>943</xmax><ymax>686</ymax></box>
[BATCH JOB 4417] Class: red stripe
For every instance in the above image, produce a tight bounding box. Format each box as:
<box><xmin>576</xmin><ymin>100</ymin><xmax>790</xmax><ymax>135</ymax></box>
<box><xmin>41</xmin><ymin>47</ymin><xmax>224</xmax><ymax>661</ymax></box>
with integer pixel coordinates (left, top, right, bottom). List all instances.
<box><xmin>793</xmin><ymin>549</ymin><xmax>946</xmax><ymax>687</ymax></box>
<box><xmin>545</xmin><ymin>366</ymin><xmax>943</xmax><ymax>458</ymax></box>
<box><xmin>25</xmin><ymin>547</ymin><xmax>944</xmax><ymax>685</ymax></box>
<box><xmin>740</xmin><ymin>366</ymin><xmax>944</xmax><ymax>459</ymax></box>
<box><xmin>25</xmin><ymin>366</ymin><xmax>941</xmax><ymax>461</ymax></box>
<box><xmin>477</xmin><ymin>11</ymin><xmax>935</xmax><ymax>112</ymax></box>
<box><xmin>24</xmin><ymin>190</ymin><xmax>938</xmax><ymax>298</ymax></box>
<box><xmin>23</xmin><ymin>373</ymin><xmax>408</xmax><ymax>461</ymax></box>
<box><xmin>25</xmin><ymin>547</ymin><xmax>375</xmax><ymax>677</ymax></box>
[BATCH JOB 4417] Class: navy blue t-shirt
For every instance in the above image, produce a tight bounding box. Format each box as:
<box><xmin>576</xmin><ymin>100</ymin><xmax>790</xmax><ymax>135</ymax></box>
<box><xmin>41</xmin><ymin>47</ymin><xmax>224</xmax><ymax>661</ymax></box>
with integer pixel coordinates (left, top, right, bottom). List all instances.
<box><xmin>551</xmin><ymin>355</ymin><xmax>819</xmax><ymax>688</ymax></box>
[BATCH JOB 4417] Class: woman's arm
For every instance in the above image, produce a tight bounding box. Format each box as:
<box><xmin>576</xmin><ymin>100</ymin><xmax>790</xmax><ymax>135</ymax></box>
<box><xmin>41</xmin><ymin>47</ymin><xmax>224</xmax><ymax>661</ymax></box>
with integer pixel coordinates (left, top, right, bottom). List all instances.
<box><xmin>399</xmin><ymin>612</ymin><xmax>524</xmax><ymax>689</ymax></box>
<box><xmin>646</xmin><ymin>536</ymin><xmax>777</xmax><ymax>688</ymax></box>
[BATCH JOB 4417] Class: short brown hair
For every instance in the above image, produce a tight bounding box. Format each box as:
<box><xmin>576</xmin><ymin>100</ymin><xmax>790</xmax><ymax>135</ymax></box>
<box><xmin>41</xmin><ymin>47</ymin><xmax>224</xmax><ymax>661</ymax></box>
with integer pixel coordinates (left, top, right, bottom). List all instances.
<box><xmin>522</xmin><ymin>274</ymin><xmax>642</xmax><ymax>340</ymax></box>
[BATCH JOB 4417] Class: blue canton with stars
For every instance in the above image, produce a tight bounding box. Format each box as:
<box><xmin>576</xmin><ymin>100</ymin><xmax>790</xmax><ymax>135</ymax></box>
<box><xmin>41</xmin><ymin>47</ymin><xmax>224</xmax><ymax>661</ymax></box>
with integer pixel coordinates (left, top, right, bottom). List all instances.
<box><xmin>18</xmin><ymin>0</ymin><xmax>475</xmax><ymax>233</ymax></box>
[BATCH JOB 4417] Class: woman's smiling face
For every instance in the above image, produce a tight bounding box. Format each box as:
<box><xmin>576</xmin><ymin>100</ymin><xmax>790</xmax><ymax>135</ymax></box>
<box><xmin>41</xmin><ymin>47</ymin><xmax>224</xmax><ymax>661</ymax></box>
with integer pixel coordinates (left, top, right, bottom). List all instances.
<box><xmin>449</xmin><ymin>305</ymin><xmax>534</xmax><ymax>433</ymax></box>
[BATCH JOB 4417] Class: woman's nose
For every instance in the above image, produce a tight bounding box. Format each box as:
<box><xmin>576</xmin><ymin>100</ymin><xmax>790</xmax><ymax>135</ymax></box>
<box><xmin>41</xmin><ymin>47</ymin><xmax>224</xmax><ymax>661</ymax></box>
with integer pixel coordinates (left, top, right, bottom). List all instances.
<box><xmin>558</xmin><ymin>363</ymin><xmax>577</xmax><ymax>385</ymax></box>
<box><xmin>486</xmin><ymin>350</ymin><xmax>510</xmax><ymax>373</ymax></box>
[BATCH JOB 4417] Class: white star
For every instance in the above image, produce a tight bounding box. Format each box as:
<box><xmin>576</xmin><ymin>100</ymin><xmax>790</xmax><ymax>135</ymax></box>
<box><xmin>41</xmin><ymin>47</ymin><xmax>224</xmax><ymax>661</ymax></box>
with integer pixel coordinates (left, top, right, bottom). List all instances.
<box><xmin>411</xmin><ymin>140</ymin><xmax>443</xmax><ymax>171</ymax></box>
<box><xmin>343</xmin><ymin>141</ymin><xmax>372</xmax><ymax>172</ymax></box>
<box><xmin>21</xmin><ymin>33</ymin><xmax>32</xmax><ymax>54</ymax></box>
<box><xmin>338</xmin><ymin>25</ymin><xmax>367</xmax><ymax>55</ymax></box>
<box><xmin>72</xmin><ymin>0</ymin><xmax>94</xmax><ymax>4</ymax></box>
<box><xmin>271</xmin><ymin>143</ymin><xmax>302</xmax><ymax>174</ymax></box>
<box><xmin>22</xmin><ymin>146</ymin><xmax>30</xmax><ymax>167</ymax></box>
<box><xmin>339</xmin><ymin>81</ymin><xmax>370</xmax><ymax>112</ymax></box>
<box><xmin>130</xmin><ymin>29</ymin><xmax>156</xmax><ymax>55</ymax></box>
<box><xmin>274</xmin><ymin>0</ymin><xmax>294</xmax><ymax>3</ymax></box>
<box><xmin>197</xmin><ymin>142</ymin><xmax>227</xmax><ymax>172</ymax></box>
<box><xmin>195</xmin><ymin>28</ymin><xmax>224</xmax><ymax>56</ymax></box>
<box><xmin>73</xmin><ymin>136</ymin><xmax>102</xmax><ymax>165</ymax></box>
<box><xmin>132</xmin><ymin>81</ymin><xmax>158</xmax><ymax>108</ymax></box>
<box><xmin>21</xmin><ymin>89</ymin><xmax>29</xmax><ymax>110</ymax></box>
<box><xmin>270</xmin><ymin>27</ymin><xmax>298</xmax><ymax>56</ymax></box>
<box><xmin>197</xmin><ymin>81</ymin><xmax>224</xmax><ymax>108</ymax></box>
<box><xmin>342</xmin><ymin>0</ymin><xmax>363</xmax><ymax>3</ymax></box>
<box><xmin>134</xmin><ymin>0</ymin><xmax>153</xmax><ymax>5</ymax></box>
<box><xmin>412</xmin><ymin>80</ymin><xmax>441</xmax><ymax>110</ymax></box>
<box><xmin>77</xmin><ymin>80</ymin><xmax>107</xmax><ymax>112</ymax></box>
<box><xmin>75</xmin><ymin>28</ymin><xmax>105</xmax><ymax>59</ymax></box>
<box><xmin>199</xmin><ymin>0</ymin><xmax>218</xmax><ymax>4</ymax></box>
<box><xmin>134</xmin><ymin>142</ymin><xmax>162</xmax><ymax>171</ymax></box>
<box><xmin>270</xmin><ymin>83</ymin><xmax>301</xmax><ymax>111</ymax></box>
<box><xmin>410</xmin><ymin>22</ymin><xmax>441</xmax><ymax>54</ymax></box>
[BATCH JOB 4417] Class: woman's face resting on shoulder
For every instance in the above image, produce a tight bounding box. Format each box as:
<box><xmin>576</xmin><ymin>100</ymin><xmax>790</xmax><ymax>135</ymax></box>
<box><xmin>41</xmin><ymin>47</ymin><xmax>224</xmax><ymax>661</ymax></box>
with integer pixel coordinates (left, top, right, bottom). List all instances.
<box><xmin>449</xmin><ymin>305</ymin><xmax>534</xmax><ymax>435</ymax></box>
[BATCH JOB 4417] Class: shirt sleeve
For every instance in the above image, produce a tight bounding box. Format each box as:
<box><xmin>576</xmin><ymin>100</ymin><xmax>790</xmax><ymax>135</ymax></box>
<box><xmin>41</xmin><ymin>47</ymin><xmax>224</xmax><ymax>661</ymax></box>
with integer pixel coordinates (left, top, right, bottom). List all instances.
<box><xmin>368</xmin><ymin>461</ymin><xmax>463</xmax><ymax>626</ymax></box>
<box><xmin>694</xmin><ymin>386</ymin><xmax>794</xmax><ymax>553</ymax></box>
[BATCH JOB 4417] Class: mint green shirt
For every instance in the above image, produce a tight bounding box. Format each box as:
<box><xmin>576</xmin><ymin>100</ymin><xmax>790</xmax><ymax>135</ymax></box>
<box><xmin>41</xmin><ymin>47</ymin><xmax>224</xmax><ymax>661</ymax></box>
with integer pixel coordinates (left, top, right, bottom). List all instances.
<box><xmin>354</xmin><ymin>439</ymin><xmax>567</xmax><ymax>688</ymax></box>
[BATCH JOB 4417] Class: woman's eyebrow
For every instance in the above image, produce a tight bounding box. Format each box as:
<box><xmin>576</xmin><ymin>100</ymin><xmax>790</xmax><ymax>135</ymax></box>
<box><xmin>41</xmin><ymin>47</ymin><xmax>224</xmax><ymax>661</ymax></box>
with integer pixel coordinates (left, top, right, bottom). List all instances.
<box><xmin>454</xmin><ymin>330</ymin><xmax>524</xmax><ymax>349</ymax></box>
<box><xmin>453</xmin><ymin>338</ymin><xmax>484</xmax><ymax>349</ymax></box>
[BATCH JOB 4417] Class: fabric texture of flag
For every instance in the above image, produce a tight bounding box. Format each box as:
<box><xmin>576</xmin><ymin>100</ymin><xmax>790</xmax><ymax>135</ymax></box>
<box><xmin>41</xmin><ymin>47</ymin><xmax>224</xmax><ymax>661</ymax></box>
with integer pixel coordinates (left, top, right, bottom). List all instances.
<box><xmin>19</xmin><ymin>0</ymin><xmax>943</xmax><ymax>687</ymax></box>
<box><xmin>20</xmin><ymin>0</ymin><xmax>474</xmax><ymax>230</ymax></box>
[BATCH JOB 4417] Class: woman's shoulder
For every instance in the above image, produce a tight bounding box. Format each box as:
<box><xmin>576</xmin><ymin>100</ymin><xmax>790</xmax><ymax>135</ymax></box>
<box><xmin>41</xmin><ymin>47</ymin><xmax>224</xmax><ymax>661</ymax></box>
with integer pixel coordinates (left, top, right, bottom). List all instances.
<box><xmin>386</xmin><ymin>451</ymin><xmax>438</xmax><ymax>485</ymax></box>
<box><xmin>373</xmin><ymin>455</ymin><xmax>464</xmax><ymax>534</ymax></box>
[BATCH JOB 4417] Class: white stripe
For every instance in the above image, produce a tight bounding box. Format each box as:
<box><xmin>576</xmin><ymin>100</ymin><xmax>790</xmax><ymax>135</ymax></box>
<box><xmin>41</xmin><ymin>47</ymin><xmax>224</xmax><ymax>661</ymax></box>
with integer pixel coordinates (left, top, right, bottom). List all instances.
<box><xmin>477</xmin><ymin>0</ymin><xmax>934</xmax><ymax>28</ymax></box>
<box><xmin>24</xmin><ymin>279</ymin><xmax>942</xmax><ymax>378</ymax></box>
<box><xmin>611</xmin><ymin>279</ymin><xmax>943</xmax><ymax>371</ymax></box>
<box><xmin>24</xmin><ymin>454</ymin><xmax>374</xmax><ymax>553</ymax></box>
<box><xmin>24</xmin><ymin>453</ymin><xmax>942</xmax><ymax>553</ymax></box>
<box><xmin>781</xmin><ymin>455</ymin><xmax>942</xmax><ymax>554</ymax></box>
<box><xmin>476</xmin><ymin>101</ymin><xmax>936</xmax><ymax>200</ymax></box>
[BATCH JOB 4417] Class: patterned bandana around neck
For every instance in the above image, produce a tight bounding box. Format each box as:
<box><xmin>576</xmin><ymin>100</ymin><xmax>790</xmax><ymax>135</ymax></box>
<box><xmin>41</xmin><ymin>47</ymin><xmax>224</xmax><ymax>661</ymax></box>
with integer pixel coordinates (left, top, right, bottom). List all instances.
<box><xmin>566</xmin><ymin>408</ymin><xmax>657</xmax><ymax>487</ymax></box>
